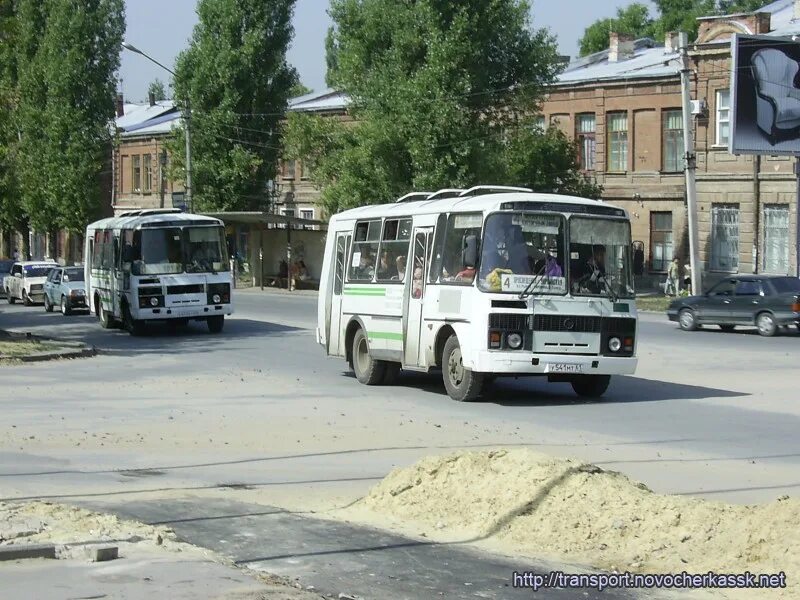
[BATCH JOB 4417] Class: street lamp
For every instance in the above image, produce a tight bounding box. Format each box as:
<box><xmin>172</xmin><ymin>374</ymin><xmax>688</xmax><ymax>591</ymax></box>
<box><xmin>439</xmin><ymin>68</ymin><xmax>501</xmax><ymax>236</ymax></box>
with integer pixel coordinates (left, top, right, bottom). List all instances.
<box><xmin>122</xmin><ymin>41</ymin><xmax>193</xmax><ymax>213</ymax></box>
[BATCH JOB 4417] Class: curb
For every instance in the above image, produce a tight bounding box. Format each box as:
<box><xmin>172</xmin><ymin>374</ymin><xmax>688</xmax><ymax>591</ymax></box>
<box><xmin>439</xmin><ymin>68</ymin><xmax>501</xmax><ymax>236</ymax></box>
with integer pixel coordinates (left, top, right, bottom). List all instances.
<box><xmin>0</xmin><ymin>543</ymin><xmax>57</xmax><ymax>561</ymax></box>
<box><xmin>0</xmin><ymin>330</ymin><xmax>97</xmax><ymax>363</ymax></box>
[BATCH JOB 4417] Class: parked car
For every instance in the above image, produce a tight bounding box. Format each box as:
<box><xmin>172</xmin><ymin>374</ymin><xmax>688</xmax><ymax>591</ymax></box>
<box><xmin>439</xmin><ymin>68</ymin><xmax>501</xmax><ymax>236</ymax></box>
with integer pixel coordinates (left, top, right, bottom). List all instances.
<box><xmin>667</xmin><ymin>275</ymin><xmax>800</xmax><ymax>337</ymax></box>
<box><xmin>43</xmin><ymin>266</ymin><xmax>88</xmax><ymax>315</ymax></box>
<box><xmin>0</xmin><ymin>260</ymin><xmax>13</xmax><ymax>298</ymax></box>
<box><xmin>3</xmin><ymin>261</ymin><xmax>59</xmax><ymax>305</ymax></box>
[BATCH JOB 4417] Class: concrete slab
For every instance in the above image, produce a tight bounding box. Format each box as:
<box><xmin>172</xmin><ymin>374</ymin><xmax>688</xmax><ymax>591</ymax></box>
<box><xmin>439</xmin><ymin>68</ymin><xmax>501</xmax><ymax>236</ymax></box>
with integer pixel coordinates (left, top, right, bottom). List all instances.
<box><xmin>88</xmin><ymin>497</ymin><xmax>640</xmax><ymax>600</ymax></box>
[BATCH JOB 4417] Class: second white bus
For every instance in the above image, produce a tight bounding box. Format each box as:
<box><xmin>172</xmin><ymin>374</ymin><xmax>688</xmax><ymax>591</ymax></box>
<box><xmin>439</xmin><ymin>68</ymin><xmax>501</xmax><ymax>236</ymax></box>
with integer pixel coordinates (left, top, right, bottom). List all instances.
<box><xmin>317</xmin><ymin>187</ymin><xmax>638</xmax><ymax>401</ymax></box>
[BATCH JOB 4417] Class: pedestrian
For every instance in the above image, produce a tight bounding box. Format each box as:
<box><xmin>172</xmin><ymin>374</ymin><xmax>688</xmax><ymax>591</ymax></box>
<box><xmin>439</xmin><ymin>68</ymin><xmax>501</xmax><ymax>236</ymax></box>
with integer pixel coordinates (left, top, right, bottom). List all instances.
<box><xmin>12</xmin><ymin>247</ymin><xmax>19</xmax><ymax>261</ymax></box>
<box><xmin>683</xmin><ymin>261</ymin><xmax>692</xmax><ymax>295</ymax></box>
<box><xmin>665</xmin><ymin>257</ymin><xmax>680</xmax><ymax>296</ymax></box>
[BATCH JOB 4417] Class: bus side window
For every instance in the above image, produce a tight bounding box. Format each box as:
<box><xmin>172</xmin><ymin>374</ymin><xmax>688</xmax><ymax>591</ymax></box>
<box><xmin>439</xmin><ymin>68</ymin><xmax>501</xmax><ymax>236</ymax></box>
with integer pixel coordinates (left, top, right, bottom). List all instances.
<box><xmin>428</xmin><ymin>213</ymin><xmax>447</xmax><ymax>283</ymax></box>
<box><xmin>92</xmin><ymin>231</ymin><xmax>103</xmax><ymax>268</ymax></box>
<box><xmin>334</xmin><ymin>235</ymin><xmax>346</xmax><ymax>295</ymax></box>
<box><xmin>376</xmin><ymin>218</ymin><xmax>412</xmax><ymax>282</ymax></box>
<box><xmin>349</xmin><ymin>220</ymin><xmax>380</xmax><ymax>282</ymax></box>
<box><xmin>113</xmin><ymin>237</ymin><xmax>120</xmax><ymax>270</ymax></box>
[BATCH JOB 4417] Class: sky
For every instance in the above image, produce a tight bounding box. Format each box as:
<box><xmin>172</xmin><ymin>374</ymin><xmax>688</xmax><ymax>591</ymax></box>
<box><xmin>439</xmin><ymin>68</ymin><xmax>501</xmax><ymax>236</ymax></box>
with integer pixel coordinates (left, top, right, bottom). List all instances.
<box><xmin>120</xmin><ymin>0</ymin><xmax>657</xmax><ymax>103</ymax></box>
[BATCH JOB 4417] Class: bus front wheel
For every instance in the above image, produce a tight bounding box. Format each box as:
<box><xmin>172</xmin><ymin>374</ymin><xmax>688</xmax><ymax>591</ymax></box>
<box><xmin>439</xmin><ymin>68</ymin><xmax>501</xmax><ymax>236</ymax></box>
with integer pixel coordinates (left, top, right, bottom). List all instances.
<box><xmin>122</xmin><ymin>302</ymin><xmax>146</xmax><ymax>336</ymax></box>
<box><xmin>570</xmin><ymin>375</ymin><xmax>611</xmax><ymax>399</ymax></box>
<box><xmin>207</xmin><ymin>316</ymin><xmax>224</xmax><ymax>333</ymax></box>
<box><xmin>442</xmin><ymin>334</ymin><xmax>484</xmax><ymax>402</ymax></box>
<box><xmin>351</xmin><ymin>328</ymin><xmax>385</xmax><ymax>385</ymax></box>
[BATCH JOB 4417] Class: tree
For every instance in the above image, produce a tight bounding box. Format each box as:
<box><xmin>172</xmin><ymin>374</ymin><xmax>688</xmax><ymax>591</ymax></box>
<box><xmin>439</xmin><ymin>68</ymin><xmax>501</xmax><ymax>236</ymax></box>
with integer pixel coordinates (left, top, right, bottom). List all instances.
<box><xmin>169</xmin><ymin>0</ymin><xmax>298</xmax><ymax>212</ymax></box>
<box><xmin>580</xmin><ymin>0</ymin><xmax>775</xmax><ymax>55</ymax></box>
<box><xmin>289</xmin><ymin>82</ymin><xmax>312</xmax><ymax>98</ymax></box>
<box><xmin>148</xmin><ymin>78</ymin><xmax>167</xmax><ymax>101</ymax></box>
<box><xmin>13</xmin><ymin>0</ymin><xmax>123</xmax><ymax>253</ymax></box>
<box><xmin>289</xmin><ymin>0</ymin><xmax>595</xmax><ymax>216</ymax></box>
<box><xmin>579</xmin><ymin>3</ymin><xmax>654</xmax><ymax>56</ymax></box>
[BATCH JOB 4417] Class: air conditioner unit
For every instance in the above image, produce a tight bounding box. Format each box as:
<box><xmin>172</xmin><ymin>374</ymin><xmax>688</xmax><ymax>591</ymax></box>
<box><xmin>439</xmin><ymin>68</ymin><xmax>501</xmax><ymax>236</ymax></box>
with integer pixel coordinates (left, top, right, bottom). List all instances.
<box><xmin>690</xmin><ymin>99</ymin><xmax>707</xmax><ymax>116</ymax></box>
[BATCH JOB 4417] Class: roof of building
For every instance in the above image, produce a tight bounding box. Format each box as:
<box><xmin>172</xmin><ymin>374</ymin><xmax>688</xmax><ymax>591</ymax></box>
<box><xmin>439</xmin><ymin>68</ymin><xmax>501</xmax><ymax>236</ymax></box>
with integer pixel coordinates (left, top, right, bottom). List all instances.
<box><xmin>120</xmin><ymin>111</ymin><xmax>182</xmax><ymax>138</ymax></box>
<box><xmin>557</xmin><ymin>39</ymin><xmax>681</xmax><ymax>85</ymax></box>
<box><xmin>115</xmin><ymin>100</ymin><xmax>176</xmax><ymax>131</ymax></box>
<box><xmin>330</xmin><ymin>191</ymin><xmax>627</xmax><ymax>222</ymax></box>
<box><xmin>288</xmin><ymin>88</ymin><xmax>350</xmax><ymax>113</ymax></box>
<box><xmin>752</xmin><ymin>0</ymin><xmax>800</xmax><ymax>37</ymax></box>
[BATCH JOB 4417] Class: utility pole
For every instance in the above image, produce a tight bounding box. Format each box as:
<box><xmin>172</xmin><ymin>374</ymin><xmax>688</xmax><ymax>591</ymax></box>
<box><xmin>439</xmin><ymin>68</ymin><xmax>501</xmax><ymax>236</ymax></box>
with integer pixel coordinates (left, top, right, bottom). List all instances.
<box><xmin>679</xmin><ymin>32</ymin><xmax>703</xmax><ymax>295</ymax></box>
<box><xmin>184</xmin><ymin>99</ymin><xmax>193</xmax><ymax>213</ymax></box>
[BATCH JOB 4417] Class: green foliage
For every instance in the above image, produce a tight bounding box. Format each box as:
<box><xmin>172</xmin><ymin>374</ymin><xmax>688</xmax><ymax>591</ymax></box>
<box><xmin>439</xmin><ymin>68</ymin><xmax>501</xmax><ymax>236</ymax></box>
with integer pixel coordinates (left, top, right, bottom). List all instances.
<box><xmin>289</xmin><ymin>82</ymin><xmax>312</xmax><ymax>98</ymax></box>
<box><xmin>6</xmin><ymin>0</ymin><xmax>123</xmax><ymax>236</ymax></box>
<box><xmin>580</xmin><ymin>0</ymin><xmax>774</xmax><ymax>56</ymax></box>
<box><xmin>289</xmin><ymin>0</ymin><xmax>595</xmax><ymax>216</ymax></box>
<box><xmin>148</xmin><ymin>78</ymin><xmax>167</xmax><ymax>101</ymax></box>
<box><xmin>579</xmin><ymin>3</ymin><xmax>654</xmax><ymax>57</ymax></box>
<box><xmin>503</xmin><ymin>123</ymin><xmax>603</xmax><ymax>199</ymax></box>
<box><xmin>169</xmin><ymin>0</ymin><xmax>298</xmax><ymax>212</ymax></box>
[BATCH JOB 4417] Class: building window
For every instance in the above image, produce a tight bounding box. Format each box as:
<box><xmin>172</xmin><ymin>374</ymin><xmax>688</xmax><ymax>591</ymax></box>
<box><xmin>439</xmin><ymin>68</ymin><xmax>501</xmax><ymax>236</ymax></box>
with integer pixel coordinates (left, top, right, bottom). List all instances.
<box><xmin>533</xmin><ymin>115</ymin><xmax>545</xmax><ymax>131</ymax></box>
<box><xmin>132</xmin><ymin>155</ymin><xmax>141</xmax><ymax>193</ymax></box>
<box><xmin>650</xmin><ymin>212</ymin><xmax>673</xmax><ymax>272</ymax></box>
<box><xmin>762</xmin><ymin>204</ymin><xmax>789</xmax><ymax>274</ymax></box>
<box><xmin>301</xmin><ymin>209</ymin><xmax>313</xmax><ymax>220</ymax></box>
<box><xmin>143</xmin><ymin>154</ymin><xmax>152</xmax><ymax>193</ymax></box>
<box><xmin>282</xmin><ymin>208</ymin><xmax>296</xmax><ymax>217</ymax></box>
<box><xmin>576</xmin><ymin>114</ymin><xmax>596</xmax><ymax>171</ymax></box>
<box><xmin>607</xmin><ymin>112</ymin><xmax>628</xmax><ymax>172</ymax></box>
<box><xmin>716</xmin><ymin>89</ymin><xmax>730</xmax><ymax>146</ymax></box>
<box><xmin>710</xmin><ymin>204</ymin><xmax>739</xmax><ymax>271</ymax></box>
<box><xmin>662</xmin><ymin>110</ymin><xmax>684</xmax><ymax>173</ymax></box>
<box><xmin>283</xmin><ymin>159</ymin><xmax>296</xmax><ymax>180</ymax></box>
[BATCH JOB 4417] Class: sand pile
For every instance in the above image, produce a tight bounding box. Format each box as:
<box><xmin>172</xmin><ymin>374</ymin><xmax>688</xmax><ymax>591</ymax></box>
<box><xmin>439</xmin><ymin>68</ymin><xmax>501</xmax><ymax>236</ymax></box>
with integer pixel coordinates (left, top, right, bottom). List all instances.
<box><xmin>0</xmin><ymin>501</ymin><xmax>181</xmax><ymax>550</ymax></box>
<box><xmin>361</xmin><ymin>449</ymin><xmax>798</xmax><ymax>598</ymax></box>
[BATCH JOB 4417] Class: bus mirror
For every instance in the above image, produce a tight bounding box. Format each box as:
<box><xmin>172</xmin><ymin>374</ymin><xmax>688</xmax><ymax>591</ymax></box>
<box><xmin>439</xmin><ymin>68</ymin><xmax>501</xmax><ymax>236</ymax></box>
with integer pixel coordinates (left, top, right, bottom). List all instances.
<box><xmin>463</xmin><ymin>235</ymin><xmax>479</xmax><ymax>269</ymax></box>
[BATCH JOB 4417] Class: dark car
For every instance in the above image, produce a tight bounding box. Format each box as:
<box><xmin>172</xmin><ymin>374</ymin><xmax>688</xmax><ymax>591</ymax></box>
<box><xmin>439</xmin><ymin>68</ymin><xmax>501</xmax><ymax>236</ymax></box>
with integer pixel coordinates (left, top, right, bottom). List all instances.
<box><xmin>667</xmin><ymin>275</ymin><xmax>800</xmax><ymax>337</ymax></box>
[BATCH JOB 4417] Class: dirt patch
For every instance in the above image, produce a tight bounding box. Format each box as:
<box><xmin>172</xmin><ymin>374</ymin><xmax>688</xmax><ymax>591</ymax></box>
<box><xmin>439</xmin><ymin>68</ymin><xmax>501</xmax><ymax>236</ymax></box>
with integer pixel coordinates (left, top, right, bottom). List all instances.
<box><xmin>355</xmin><ymin>449</ymin><xmax>798</xmax><ymax>599</ymax></box>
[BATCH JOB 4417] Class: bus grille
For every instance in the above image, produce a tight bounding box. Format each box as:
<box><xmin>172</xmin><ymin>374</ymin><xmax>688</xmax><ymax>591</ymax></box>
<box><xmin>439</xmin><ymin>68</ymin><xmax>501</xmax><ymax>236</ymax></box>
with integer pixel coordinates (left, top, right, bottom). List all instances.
<box><xmin>167</xmin><ymin>284</ymin><xmax>205</xmax><ymax>295</ymax></box>
<box><xmin>489</xmin><ymin>313</ymin><xmax>529</xmax><ymax>331</ymax></box>
<box><xmin>533</xmin><ymin>314</ymin><xmax>603</xmax><ymax>333</ymax></box>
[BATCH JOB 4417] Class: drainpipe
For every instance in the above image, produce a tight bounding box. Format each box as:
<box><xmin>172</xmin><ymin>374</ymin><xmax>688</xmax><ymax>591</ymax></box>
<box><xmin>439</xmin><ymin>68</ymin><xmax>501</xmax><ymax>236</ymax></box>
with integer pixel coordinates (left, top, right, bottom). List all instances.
<box><xmin>752</xmin><ymin>156</ymin><xmax>760</xmax><ymax>273</ymax></box>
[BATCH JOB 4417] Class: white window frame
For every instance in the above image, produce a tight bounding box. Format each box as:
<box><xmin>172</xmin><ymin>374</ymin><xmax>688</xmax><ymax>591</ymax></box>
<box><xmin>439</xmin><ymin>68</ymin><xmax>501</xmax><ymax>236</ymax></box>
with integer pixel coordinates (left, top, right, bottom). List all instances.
<box><xmin>710</xmin><ymin>204</ymin><xmax>739</xmax><ymax>272</ymax></box>
<box><xmin>715</xmin><ymin>89</ymin><xmax>730</xmax><ymax>147</ymax></box>
<box><xmin>762</xmin><ymin>205</ymin><xmax>790</xmax><ymax>274</ymax></box>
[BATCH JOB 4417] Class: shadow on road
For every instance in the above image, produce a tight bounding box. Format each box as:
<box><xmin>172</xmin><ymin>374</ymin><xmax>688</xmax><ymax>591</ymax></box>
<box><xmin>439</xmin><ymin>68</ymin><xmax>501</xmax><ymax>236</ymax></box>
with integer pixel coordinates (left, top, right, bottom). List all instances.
<box><xmin>357</xmin><ymin>370</ymin><xmax>749</xmax><ymax>406</ymax></box>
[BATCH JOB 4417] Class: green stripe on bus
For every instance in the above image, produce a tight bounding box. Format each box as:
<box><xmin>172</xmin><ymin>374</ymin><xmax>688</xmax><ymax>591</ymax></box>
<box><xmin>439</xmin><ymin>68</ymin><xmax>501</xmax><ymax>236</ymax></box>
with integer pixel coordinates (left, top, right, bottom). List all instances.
<box><xmin>344</xmin><ymin>287</ymin><xmax>386</xmax><ymax>296</ymax></box>
<box><xmin>368</xmin><ymin>331</ymin><xmax>404</xmax><ymax>341</ymax></box>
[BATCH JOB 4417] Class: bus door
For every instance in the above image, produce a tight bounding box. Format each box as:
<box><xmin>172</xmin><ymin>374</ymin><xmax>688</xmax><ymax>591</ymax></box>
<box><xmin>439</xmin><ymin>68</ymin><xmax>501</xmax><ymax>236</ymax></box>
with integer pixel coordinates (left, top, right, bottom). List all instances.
<box><xmin>403</xmin><ymin>227</ymin><xmax>433</xmax><ymax>366</ymax></box>
<box><xmin>113</xmin><ymin>232</ymin><xmax>123</xmax><ymax>317</ymax></box>
<box><xmin>327</xmin><ymin>232</ymin><xmax>350</xmax><ymax>356</ymax></box>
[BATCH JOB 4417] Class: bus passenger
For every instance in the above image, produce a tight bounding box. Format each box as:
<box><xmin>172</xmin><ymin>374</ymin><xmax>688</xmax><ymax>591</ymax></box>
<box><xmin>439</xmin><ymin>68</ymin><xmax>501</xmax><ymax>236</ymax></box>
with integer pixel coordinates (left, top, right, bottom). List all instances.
<box><xmin>395</xmin><ymin>255</ymin><xmax>406</xmax><ymax>281</ymax></box>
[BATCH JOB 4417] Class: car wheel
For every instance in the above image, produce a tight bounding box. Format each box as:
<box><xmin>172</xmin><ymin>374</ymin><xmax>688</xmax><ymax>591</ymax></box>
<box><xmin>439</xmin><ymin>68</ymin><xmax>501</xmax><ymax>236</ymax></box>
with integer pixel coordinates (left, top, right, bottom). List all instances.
<box><xmin>207</xmin><ymin>315</ymin><xmax>224</xmax><ymax>334</ymax></box>
<box><xmin>22</xmin><ymin>290</ymin><xmax>31</xmax><ymax>306</ymax></box>
<box><xmin>7</xmin><ymin>292</ymin><xmax>14</xmax><ymax>304</ymax></box>
<box><xmin>44</xmin><ymin>294</ymin><xmax>53</xmax><ymax>312</ymax></box>
<box><xmin>442</xmin><ymin>334</ymin><xmax>484</xmax><ymax>402</ymax></box>
<box><xmin>61</xmin><ymin>295</ymin><xmax>72</xmax><ymax>316</ymax></box>
<box><xmin>351</xmin><ymin>328</ymin><xmax>385</xmax><ymax>385</ymax></box>
<box><xmin>719</xmin><ymin>324</ymin><xmax>735</xmax><ymax>332</ymax></box>
<box><xmin>756</xmin><ymin>312</ymin><xmax>777</xmax><ymax>337</ymax></box>
<box><xmin>678</xmin><ymin>308</ymin><xmax>698</xmax><ymax>331</ymax></box>
<box><xmin>571</xmin><ymin>375</ymin><xmax>611</xmax><ymax>398</ymax></box>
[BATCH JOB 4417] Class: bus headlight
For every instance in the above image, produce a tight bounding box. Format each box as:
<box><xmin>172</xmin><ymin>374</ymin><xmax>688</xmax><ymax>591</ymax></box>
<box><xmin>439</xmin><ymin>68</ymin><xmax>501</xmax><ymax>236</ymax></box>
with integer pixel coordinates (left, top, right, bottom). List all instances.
<box><xmin>150</xmin><ymin>297</ymin><xmax>159</xmax><ymax>307</ymax></box>
<box><xmin>212</xmin><ymin>294</ymin><xmax>221</xmax><ymax>304</ymax></box>
<box><xmin>608</xmin><ymin>337</ymin><xmax>622</xmax><ymax>353</ymax></box>
<box><xmin>506</xmin><ymin>332</ymin><xmax>523</xmax><ymax>350</ymax></box>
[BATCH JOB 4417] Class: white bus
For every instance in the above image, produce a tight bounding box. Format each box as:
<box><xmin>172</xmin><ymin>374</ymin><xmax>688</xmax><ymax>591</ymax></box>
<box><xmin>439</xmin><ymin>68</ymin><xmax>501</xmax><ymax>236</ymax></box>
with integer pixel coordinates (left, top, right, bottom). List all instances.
<box><xmin>317</xmin><ymin>186</ymin><xmax>638</xmax><ymax>401</ymax></box>
<box><xmin>85</xmin><ymin>209</ymin><xmax>233</xmax><ymax>335</ymax></box>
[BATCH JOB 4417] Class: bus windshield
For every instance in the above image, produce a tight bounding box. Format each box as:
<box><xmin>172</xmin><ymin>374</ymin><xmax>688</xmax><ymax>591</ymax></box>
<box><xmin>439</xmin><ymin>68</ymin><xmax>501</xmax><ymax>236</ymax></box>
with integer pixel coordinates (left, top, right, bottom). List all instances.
<box><xmin>569</xmin><ymin>218</ymin><xmax>634</xmax><ymax>299</ymax></box>
<box><xmin>478</xmin><ymin>212</ymin><xmax>566</xmax><ymax>294</ymax></box>
<box><xmin>130</xmin><ymin>226</ymin><xmax>229</xmax><ymax>275</ymax></box>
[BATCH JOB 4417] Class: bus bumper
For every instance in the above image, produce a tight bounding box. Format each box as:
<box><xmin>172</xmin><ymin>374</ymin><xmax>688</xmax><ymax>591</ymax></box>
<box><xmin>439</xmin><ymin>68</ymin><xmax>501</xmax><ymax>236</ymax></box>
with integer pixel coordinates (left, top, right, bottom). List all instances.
<box><xmin>471</xmin><ymin>351</ymin><xmax>637</xmax><ymax>376</ymax></box>
<box><xmin>133</xmin><ymin>305</ymin><xmax>234</xmax><ymax>320</ymax></box>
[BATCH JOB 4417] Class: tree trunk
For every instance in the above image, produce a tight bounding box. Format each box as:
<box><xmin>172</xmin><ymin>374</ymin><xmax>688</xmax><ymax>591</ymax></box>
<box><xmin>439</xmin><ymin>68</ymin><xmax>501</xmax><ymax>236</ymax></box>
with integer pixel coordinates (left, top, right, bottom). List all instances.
<box><xmin>48</xmin><ymin>229</ymin><xmax>58</xmax><ymax>262</ymax></box>
<box><xmin>20</xmin><ymin>224</ymin><xmax>30</xmax><ymax>260</ymax></box>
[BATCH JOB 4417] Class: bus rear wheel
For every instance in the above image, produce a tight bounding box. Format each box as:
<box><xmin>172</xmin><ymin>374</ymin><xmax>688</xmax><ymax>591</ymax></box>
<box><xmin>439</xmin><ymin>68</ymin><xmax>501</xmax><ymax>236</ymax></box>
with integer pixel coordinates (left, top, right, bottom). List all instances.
<box><xmin>571</xmin><ymin>375</ymin><xmax>611</xmax><ymax>399</ymax></box>
<box><xmin>351</xmin><ymin>328</ymin><xmax>385</xmax><ymax>385</ymax></box>
<box><xmin>442</xmin><ymin>334</ymin><xmax>484</xmax><ymax>402</ymax></box>
<box><xmin>96</xmin><ymin>296</ymin><xmax>114</xmax><ymax>329</ymax></box>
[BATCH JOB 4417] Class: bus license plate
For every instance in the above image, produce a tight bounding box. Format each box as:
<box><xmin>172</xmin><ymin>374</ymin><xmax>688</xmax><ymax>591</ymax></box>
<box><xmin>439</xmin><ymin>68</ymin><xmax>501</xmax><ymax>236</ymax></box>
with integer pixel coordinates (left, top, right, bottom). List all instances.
<box><xmin>548</xmin><ymin>363</ymin><xmax>584</xmax><ymax>373</ymax></box>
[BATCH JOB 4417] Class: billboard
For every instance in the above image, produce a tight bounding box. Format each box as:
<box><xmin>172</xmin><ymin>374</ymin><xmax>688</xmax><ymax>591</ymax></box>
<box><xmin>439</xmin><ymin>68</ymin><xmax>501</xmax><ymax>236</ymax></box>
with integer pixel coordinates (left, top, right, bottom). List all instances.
<box><xmin>730</xmin><ymin>34</ymin><xmax>800</xmax><ymax>156</ymax></box>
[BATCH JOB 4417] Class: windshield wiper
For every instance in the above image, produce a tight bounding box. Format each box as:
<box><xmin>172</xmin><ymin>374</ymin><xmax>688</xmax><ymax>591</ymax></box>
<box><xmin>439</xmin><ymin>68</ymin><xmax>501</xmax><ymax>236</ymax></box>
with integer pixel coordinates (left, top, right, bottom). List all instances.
<box><xmin>600</xmin><ymin>274</ymin><xmax>619</xmax><ymax>303</ymax></box>
<box><xmin>518</xmin><ymin>261</ymin><xmax>549</xmax><ymax>300</ymax></box>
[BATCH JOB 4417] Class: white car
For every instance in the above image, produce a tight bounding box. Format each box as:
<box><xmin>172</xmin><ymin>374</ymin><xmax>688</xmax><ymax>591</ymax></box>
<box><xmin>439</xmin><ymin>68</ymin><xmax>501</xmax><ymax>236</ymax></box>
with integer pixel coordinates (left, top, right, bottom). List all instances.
<box><xmin>4</xmin><ymin>261</ymin><xmax>59</xmax><ymax>306</ymax></box>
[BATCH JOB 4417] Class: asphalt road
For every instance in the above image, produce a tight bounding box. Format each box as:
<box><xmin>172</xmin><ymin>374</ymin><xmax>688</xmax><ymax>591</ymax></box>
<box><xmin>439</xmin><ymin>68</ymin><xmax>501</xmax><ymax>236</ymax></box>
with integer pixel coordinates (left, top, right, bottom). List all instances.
<box><xmin>0</xmin><ymin>290</ymin><xmax>798</xmax><ymax>598</ymax></box>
